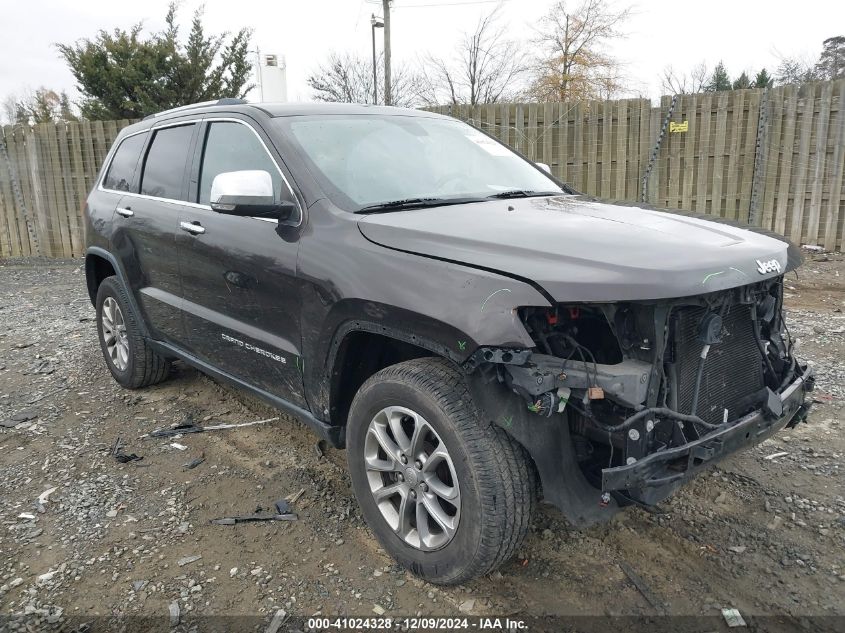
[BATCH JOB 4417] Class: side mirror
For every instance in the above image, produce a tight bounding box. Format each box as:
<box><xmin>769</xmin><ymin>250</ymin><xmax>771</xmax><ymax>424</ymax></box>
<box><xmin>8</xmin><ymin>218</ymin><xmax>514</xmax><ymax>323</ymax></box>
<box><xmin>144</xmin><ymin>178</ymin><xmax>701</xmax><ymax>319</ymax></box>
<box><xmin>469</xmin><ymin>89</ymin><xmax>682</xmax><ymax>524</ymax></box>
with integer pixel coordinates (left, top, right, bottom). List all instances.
<box><xmin>535</xmin><ymin>162</ymin><xmax>552</xmax><ymax>174</ymax></box>
<box><xmin>210</xmin><ymin>170</ymin><xmax>295</xmax><ymax>221</ymax></box>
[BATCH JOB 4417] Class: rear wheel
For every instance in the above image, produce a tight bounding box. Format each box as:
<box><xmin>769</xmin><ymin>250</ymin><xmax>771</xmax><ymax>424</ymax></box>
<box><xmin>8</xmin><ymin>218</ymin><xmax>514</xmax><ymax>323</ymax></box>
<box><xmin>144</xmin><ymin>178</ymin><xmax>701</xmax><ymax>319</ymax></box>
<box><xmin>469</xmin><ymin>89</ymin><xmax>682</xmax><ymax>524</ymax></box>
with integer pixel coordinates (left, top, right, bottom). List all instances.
<box><xmin>95</xmin><ymin>276</ymin><xmax>170</xmax><ymax>389</ymax></box>
<box><xmin>346</xmin><ymin>357</ymin><xmax>535</xmax><ymax>584</ymax></box>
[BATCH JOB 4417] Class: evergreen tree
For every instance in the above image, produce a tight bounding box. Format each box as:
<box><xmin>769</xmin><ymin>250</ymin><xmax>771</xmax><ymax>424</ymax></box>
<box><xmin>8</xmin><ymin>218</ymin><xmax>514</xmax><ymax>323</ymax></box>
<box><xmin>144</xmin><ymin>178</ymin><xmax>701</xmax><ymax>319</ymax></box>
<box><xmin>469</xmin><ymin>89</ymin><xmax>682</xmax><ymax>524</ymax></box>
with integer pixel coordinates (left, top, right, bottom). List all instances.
<box><xmin>753</xmin><ymin>68</ymin><xmax>773</xmax><ymax>88</ymax></box>
<box><xmin>732</xmin><ymin>71</ymin><xmax>751</xmax><ymax>90</ymax></box>
<box><xmin>57</xmin><ymin>3</ymin><xmax>253</xmax><ymax>120</ymax></box>
<box><xmin>814</xmin><ymin>35</ymin><xmax>845</xmax><ymax>80</ymax></box>
<box><xmin>706</xmin><ymin>61</ymin><xmax>732</xmax><ymax>92</ymax></box>
<box><xmin>59</xmin><ymin>92</ymin><xmax>76</xmax><ymax>121</ymax></box>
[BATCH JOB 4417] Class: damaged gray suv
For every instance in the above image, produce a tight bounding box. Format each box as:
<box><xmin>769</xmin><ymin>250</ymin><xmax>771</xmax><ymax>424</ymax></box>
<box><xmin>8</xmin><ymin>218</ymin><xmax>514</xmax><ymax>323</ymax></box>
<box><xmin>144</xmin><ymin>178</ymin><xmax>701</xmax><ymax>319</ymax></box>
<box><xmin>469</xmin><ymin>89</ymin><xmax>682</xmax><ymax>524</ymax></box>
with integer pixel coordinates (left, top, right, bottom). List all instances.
<box><xmin>83</xmin><ymin>99</ymin><xmax>814</xmax><ymax>584</ymax></box>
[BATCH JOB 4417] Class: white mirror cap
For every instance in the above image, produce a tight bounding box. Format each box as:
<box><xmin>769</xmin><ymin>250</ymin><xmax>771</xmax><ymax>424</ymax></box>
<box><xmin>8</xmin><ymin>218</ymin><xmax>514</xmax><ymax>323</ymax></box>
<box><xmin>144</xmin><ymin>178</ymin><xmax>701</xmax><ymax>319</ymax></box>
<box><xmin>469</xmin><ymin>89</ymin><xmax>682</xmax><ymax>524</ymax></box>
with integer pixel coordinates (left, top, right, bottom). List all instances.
<box><xmin>210</xmin><ymin>170</ymin><xmax>273</xmax><ymax>205</ymax></box>
<box><xmin>536</xmin><ymin>162</ymin><xmax>552</xmax><ymax>174</ymax></box>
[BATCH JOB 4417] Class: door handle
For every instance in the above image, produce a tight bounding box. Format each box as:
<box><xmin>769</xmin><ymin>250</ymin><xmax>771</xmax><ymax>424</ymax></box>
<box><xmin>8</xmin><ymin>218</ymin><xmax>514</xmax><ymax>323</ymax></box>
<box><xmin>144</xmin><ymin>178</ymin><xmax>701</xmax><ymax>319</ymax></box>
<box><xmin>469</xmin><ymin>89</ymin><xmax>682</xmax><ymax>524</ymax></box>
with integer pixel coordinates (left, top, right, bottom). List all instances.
<box><xmin>116</xmin><ymin>207</ymin><xmax>134</xmax><ymax>217</ymax></box>
<box><xmin>180</xmin><ymin>221</ymin><xmax>206</xmax><ymax>235</ymax></box>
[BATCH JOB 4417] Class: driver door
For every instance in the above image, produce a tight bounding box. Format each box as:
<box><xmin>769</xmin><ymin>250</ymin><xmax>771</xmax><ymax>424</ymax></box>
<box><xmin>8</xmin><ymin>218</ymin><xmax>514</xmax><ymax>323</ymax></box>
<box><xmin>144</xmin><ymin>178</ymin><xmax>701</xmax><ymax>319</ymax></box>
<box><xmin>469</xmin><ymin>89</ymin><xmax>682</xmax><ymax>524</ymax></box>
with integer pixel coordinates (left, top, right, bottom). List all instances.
<box><xmin>176</xmin><ymin>117</ymin><xmax>307</xmax><ymax>408</ymax></box>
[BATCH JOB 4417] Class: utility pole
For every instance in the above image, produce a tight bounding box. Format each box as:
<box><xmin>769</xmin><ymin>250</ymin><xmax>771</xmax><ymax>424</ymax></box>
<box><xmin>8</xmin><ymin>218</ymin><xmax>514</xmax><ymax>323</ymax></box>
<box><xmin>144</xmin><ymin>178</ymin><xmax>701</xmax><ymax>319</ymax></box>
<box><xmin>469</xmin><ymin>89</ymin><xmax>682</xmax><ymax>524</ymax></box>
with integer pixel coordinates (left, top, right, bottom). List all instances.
<box><xmin>370</xmin><ymin>14</ymin><xmax>384</xmax><ymax>104</ymax></box>
<box><xmin>255</xmin><ymin>48</ymin><xmax>264</xmax><ymax>102</ymax></box>
<box><xmin>382</xmin><ymin>0</ymin><xmax>392</xmax><ymax>106</ymax></box>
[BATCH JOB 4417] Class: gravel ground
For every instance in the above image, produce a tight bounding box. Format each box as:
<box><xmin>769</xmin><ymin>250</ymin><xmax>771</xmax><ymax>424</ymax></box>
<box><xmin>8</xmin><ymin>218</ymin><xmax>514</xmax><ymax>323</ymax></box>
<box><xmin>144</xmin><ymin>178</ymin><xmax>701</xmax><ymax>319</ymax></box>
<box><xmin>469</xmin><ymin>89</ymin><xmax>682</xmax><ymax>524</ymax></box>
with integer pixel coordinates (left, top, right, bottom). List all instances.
<box><xmin>0</xmin><ymin>253</ymin><xmax>843</xmax><ymax>631</ymax></box>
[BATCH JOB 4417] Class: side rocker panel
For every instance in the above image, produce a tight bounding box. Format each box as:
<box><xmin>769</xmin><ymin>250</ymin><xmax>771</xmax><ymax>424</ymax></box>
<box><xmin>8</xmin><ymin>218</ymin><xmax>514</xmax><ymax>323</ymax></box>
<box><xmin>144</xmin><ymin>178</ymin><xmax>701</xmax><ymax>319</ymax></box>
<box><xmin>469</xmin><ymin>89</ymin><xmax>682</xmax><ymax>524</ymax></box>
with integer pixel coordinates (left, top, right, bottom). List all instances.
<box><xmin>148</xmin><ymin>339</ymin><xmax>343</xmax><ymax>446</ymax></box>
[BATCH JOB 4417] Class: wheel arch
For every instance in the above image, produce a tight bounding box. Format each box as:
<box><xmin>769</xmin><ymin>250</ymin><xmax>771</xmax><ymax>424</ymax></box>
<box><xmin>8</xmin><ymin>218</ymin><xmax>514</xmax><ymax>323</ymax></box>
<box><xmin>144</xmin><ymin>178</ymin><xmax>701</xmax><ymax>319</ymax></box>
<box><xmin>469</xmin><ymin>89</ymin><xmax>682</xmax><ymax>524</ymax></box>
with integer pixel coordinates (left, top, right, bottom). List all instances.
<box><xmin>326</xmin><ymin>322</ymin><xmax>453</xmax><ymax>429</ymax></box>
<box><xmin>84</xmin><ymin>247</ymin><xmax>149</xmax><ymax>337</ymax></box>
<box><xmin>85</xmin><ymin>251</ymin><xmax>115</xmax><ymax>306</ymax></box>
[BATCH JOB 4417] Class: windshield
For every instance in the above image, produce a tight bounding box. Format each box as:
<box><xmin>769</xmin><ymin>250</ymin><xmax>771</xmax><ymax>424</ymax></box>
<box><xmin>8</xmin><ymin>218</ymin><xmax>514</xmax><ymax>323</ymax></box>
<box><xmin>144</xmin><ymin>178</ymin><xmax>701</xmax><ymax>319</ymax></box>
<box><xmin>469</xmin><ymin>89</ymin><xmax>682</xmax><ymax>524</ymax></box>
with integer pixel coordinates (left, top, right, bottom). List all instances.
<box><xmin>276</xmin><ymin>114</ymin><xmax>564</xmax><ymax>211</ymax></box>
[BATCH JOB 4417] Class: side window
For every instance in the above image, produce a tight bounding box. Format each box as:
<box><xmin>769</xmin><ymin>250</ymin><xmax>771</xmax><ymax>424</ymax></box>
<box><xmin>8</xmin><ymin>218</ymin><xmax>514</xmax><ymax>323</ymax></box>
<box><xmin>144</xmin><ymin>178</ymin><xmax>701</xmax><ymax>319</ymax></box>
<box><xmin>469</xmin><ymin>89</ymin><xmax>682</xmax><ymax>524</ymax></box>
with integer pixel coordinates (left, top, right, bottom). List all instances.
<box><xmin>103</xmin><ymin>133</ymin><xmax>147</xmax><ymax>192</ymax></box>
<box><xmin>140</xmin><ymin>124</ymin><xmax>196</xmax><ymax>200</ymax></box>
<box><xmin>198</xmin><ymin>122</ymin><xmax>283</xmax><ymax>205</ymax></box>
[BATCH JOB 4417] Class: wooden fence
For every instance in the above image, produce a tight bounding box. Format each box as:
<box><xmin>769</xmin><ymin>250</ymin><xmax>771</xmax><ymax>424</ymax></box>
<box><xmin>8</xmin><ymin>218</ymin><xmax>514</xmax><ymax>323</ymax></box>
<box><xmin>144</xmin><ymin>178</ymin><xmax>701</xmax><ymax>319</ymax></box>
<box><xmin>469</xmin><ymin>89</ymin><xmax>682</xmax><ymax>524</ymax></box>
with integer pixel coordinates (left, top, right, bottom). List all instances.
<box><xmin>1</xmin><ymin>79</ymin><xmax>844</xmax><ymax>258</ymax></box>
<box><xmin>430</xmin><ymin>78</ymin><xmax>845</xmax><ymax>251</ymax></box>
<box><xmin>0</xmin><ymin>119</ymin><xmax>135</xmax><ymax>258</ymax></box>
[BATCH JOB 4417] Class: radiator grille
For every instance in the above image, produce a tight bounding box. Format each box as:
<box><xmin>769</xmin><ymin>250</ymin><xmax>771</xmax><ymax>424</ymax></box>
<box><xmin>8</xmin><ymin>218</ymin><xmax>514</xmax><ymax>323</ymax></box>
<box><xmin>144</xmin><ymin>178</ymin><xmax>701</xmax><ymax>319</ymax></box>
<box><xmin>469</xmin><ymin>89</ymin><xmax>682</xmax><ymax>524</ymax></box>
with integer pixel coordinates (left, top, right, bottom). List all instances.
<box><xmin>673</xmin><ymin>305</ymin><xmax>765</xmax><ymax>426</ymax></box>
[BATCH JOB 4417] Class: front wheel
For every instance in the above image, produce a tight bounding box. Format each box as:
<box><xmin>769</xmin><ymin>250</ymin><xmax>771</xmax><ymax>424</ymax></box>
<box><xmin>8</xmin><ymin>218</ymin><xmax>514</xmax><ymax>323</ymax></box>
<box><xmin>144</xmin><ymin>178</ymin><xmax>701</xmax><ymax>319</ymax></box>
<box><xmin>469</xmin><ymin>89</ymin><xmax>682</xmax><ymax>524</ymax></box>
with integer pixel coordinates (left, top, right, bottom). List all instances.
<box><xmin>346</xmin><ymin>357</ymin><xmax>535</xmax><ymax>584</ymax></box>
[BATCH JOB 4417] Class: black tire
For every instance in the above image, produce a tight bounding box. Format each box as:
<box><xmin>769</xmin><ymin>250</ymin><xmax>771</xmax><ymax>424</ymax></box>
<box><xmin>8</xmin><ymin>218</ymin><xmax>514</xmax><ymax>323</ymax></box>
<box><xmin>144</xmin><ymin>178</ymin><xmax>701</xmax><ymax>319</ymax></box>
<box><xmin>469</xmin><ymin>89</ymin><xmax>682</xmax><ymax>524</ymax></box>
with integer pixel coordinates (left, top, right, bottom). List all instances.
<box><xmin>346</xmin><ymin>357</ymin><xmax>535</xmax><ymax>585</ymax></box>
<box><xmin>95</xmin><ymin>276</ymin><xmax>170</xmax><ymax>389</ymax></box>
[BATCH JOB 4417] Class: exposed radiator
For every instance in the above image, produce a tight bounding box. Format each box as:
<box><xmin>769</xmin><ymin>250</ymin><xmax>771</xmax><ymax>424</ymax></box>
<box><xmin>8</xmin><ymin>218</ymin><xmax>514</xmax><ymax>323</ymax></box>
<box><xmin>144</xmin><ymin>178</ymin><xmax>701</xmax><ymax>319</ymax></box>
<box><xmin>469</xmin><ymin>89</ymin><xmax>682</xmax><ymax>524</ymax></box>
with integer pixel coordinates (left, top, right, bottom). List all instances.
<box><xmin>672</xmin><ymin>305</ymin><xmax>765</xmax><ymax>426</ymax></box>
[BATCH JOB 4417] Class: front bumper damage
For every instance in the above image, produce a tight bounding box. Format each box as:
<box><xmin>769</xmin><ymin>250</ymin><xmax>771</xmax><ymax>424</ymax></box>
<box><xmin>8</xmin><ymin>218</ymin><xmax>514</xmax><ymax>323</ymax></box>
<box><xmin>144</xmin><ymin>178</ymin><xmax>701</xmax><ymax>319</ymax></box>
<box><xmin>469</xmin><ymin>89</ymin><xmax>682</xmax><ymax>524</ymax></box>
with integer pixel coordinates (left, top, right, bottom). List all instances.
<box><xmin>471</xmin><ymin>277</ymin><xmax>812</xmax><ymax>523</ymax></box>
<box><xmin>601</xmin><ymin>369</ymin><xmax>814</xmax><ymax>497</ymax></box>
<box><xmin>469</xmin><ymin>364</ymin><xmax>813</xmax><ymax>526</ymax></box>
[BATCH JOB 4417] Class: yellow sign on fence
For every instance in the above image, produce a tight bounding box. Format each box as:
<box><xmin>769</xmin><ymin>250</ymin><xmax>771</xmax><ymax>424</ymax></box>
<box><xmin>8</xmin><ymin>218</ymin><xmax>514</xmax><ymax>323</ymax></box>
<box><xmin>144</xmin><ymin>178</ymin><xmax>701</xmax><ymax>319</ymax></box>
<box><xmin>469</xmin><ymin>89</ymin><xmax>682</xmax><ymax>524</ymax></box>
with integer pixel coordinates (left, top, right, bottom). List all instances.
<box><xmin>669</xmin><ymin>120</ymin><xmax>689</xmax><ymax>133</ymax></box>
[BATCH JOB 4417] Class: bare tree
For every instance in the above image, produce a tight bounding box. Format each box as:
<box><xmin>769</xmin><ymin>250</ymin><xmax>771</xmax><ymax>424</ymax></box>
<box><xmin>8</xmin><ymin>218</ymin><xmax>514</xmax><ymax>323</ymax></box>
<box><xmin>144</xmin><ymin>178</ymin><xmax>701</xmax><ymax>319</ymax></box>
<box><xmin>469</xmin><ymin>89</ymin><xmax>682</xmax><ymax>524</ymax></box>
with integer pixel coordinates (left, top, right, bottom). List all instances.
<box><xmin>529</xmin><ymin>0</ymin><xmax>631</xmax><ymax>102</ymax></box>
<box><xmin>1</xmin><ymin>95</ymin><xmax>18</xmax><ymax>125</ymax></box>
<box><xmin>773</xmin><ymin>52</ymin><xmax>817</xmax><ymax>85</ymax></box>
<box><xmin>659</xmin><ymin>61</ymin><xmax>709</xmax><ymax>95</ymax></box>
<box><xmin>593</xmin><ymin>58</ymin><xmax>627</xmax><ymax>99</ymax></box>
<box><xmin>307</xmin><ymin>52</ymin><xmax>425</xmax><ymax>108</ymax></box>
<box><xmin>1</xmin><ymin>87</ymin><xmax>77</xmax><ymax>125</ymax></box>
<box><xmin>773</xmin><ymin>37</ymin><xmax>844</xmax><ymax>86</ymax></box>
<box><xmin>307</xmin><ymin>53</ymin><xmax>370</xmax><ymax>104</ymax></box>
<box><xmin>419</xmin><ymin>8</ymin><xmax>528</xmax><ymax>106</ymax></box>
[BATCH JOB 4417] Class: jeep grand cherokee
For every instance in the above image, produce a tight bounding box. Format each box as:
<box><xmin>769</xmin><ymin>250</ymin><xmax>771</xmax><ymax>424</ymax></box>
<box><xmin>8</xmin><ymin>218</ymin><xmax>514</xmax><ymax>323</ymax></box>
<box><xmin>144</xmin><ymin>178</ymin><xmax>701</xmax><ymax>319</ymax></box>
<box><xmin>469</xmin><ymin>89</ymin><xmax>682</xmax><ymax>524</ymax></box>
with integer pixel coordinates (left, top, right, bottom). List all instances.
<box><xmin>83</xmin><ymin>99</ymin><xmax>813</xmax><ymax>584</ymax></box>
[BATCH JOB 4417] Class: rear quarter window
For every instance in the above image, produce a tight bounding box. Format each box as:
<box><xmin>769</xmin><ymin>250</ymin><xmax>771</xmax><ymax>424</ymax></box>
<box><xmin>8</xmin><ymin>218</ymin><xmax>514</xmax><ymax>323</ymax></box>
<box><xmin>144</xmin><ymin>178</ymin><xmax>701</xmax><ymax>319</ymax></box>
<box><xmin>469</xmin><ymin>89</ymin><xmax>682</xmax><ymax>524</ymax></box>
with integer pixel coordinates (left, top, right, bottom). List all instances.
<box><xmin>102</xmin><ymin>133</ymin><xmax>147</xmax><ymax>192</ymax></box>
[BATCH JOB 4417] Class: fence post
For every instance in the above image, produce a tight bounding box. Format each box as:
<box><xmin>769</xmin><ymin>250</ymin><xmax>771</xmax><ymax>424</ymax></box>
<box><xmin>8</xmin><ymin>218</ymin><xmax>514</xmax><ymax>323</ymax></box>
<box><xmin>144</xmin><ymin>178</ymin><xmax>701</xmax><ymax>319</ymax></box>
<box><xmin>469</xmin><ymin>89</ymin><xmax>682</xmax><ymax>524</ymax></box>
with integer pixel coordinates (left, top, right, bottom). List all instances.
<box><xmin>26</xmin><ymin>126</ymin><xmax>55</xmax><ymax>257</ymax></box>
<box><xmin>748</xmin><ymin>87</ymin><xmax>770</xmax><ymax>226</ymax></box>
<box><xmin>0</xmin><ymin>130</ymin><xmax>41</xmax><ymax>256</ymax></box>
<box><xmin>824</xmin><ymin>80</ymin><xmax>845</xmax><ymax>251</ymax></box>
<box><xmin>641</xmin><ymin>94</ymin><xmax>677</xmax><ymax>204</ymax></box>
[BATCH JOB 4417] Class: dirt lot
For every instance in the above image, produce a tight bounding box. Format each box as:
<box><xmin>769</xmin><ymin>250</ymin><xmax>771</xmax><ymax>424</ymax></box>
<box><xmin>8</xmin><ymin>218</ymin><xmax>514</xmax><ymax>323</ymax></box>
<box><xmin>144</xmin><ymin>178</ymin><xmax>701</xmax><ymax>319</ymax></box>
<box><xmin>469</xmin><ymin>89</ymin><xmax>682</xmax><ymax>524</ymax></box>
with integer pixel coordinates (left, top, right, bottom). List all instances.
<box><xmin>1</xmin><ymin>253</ymin><xmax>843</xmax><ymax>631</ymax></box>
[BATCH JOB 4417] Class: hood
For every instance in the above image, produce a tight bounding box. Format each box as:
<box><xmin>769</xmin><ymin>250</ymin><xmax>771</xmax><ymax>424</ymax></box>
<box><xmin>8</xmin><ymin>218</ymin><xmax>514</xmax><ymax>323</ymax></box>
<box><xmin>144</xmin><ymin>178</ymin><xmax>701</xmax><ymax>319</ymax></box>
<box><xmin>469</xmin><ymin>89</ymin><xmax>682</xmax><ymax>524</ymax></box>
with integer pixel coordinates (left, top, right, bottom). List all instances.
<box><xmin>357</xmin><ymin>195</ymin><xmax>793</xmax><ymax>302</ymax></box>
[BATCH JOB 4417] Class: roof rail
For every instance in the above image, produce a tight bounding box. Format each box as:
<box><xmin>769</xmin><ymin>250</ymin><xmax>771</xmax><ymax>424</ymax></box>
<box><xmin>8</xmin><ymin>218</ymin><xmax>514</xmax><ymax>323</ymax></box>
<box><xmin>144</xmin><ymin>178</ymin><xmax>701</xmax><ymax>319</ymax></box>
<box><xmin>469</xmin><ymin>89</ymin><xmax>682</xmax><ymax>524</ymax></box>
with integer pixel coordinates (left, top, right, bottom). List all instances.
<box><xmin>142</xmin><ymin>98</ymin><xmax>249</xmax><ymax>121</ymax></box>
<box><xmin>215</xmin><ymin>98</ymin><xmax>248</xmax><ymax>106</ymax></box>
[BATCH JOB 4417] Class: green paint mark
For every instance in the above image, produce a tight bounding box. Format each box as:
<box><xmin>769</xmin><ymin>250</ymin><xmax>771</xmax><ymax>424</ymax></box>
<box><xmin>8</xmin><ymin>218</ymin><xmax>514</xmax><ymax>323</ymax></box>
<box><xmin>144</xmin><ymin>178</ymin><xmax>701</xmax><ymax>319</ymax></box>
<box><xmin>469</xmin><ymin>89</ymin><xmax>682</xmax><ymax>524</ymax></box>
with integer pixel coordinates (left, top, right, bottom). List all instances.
<box><xmin>501</xmin><ymin>415</ymin><xmax>513</xmax><ymax>428</ymax></box>
<box><xmin>295</xmin><ymin>356</ymin><xmax>304</xmax><ymax>373</ymax></box>
<box><xmin>458</xmin><ymin>340</ymin><xmax>466</xmax><ymax>351</ymax></box>
<box><xmin>701</xmin><ymin>271</ymin><xmax>725</xmax><ymax>284</ymax></box>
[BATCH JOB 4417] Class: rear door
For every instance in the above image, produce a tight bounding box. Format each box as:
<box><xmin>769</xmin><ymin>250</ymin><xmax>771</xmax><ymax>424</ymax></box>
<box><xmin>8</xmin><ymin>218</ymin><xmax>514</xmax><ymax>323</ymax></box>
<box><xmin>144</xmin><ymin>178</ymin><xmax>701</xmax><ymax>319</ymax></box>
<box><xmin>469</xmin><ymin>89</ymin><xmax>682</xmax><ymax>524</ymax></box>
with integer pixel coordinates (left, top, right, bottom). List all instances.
<box><xmin>110</xmin><ymin>121</ymin><xmax>198</xmax><ymax>344</ymax></box>
<box><xmin>176</xmin><ymin>117</ymin><xmax>307</xmax><ymax>407</ymax></box>
<box><xmin>95</xmin><ymin>130</ymin><xmax>147</xmax><ymax>230</ymax></box>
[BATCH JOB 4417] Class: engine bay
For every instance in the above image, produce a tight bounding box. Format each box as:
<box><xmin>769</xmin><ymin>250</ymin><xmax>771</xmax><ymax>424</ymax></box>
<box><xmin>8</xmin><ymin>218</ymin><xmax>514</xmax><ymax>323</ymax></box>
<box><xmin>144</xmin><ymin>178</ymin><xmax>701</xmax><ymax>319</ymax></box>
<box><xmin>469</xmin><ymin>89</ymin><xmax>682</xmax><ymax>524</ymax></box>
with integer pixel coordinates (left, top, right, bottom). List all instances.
<box><xmin>472</xmin><ymin>276</ymin><xmax>813</xmax><ymax>503</ymax></box>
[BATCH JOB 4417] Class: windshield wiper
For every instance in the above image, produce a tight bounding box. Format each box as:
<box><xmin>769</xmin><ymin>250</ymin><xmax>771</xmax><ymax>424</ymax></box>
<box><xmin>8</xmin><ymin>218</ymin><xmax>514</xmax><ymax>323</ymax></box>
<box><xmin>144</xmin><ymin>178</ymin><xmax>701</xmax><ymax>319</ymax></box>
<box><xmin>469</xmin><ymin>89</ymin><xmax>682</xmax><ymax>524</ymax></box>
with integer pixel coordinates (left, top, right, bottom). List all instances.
<box><xmin>355</xmin><ymin>197</ymin><xmax>483</xmax><ymax>214</ymax></box>
<box><xmin>355</xmin><ymin>191</ymin><xmax>560</xmax><ymax>213</ymax></box>
<box><xmin>485</xmin><ymin>190</ymin><xmax>561</xmax><ymax>199</ymax></box>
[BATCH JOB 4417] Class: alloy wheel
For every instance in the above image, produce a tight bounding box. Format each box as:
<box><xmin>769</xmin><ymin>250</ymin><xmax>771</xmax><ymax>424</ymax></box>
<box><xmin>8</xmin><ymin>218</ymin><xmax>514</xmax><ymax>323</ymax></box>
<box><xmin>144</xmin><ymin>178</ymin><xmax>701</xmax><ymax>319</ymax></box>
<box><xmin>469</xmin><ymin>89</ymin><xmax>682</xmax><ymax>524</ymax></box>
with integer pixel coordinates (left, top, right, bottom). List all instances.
<box><xmin>364</xmin><ymin>406</ymin><xmax>461</xmax><ymax>551</ymax></box>
<box><xmin>101</xmin><ymin>297</ymin><xmax>129</xmax><ymax>372</ymax></box>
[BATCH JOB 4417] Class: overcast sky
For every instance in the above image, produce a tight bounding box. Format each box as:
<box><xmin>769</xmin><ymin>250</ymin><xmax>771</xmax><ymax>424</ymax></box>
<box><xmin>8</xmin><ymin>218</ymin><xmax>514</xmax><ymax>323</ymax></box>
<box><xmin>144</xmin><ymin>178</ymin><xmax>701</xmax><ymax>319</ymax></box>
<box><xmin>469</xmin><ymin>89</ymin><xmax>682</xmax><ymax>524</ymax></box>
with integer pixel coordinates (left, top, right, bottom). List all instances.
<box><xmin>1</xmin><ymin>0</ymin><xmax>841</xmax><ymax>109</ymax></box>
